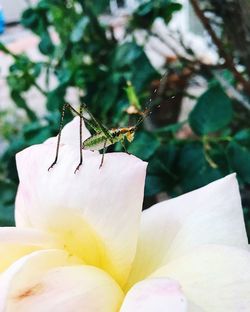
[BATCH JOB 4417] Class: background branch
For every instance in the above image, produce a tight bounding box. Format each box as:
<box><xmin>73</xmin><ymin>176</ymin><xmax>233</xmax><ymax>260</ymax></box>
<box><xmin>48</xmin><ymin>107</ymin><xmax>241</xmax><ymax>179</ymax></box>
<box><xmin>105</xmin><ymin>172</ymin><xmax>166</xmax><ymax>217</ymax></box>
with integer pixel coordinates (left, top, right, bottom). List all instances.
<box><xmin>190</xmin><ymin>0</ymin><xmax>250</xmax><ymax>95</ymax></box>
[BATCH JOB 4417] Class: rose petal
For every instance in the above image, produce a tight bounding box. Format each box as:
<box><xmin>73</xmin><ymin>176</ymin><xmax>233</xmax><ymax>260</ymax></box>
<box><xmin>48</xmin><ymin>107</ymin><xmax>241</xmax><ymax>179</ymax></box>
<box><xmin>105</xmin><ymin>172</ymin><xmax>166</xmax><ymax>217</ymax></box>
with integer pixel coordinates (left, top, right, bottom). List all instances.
<box><xmin>150</xmin><ymin>245</ymin><xmax>250</xmax><ymax>311</ymax></box>
<box><xmin>15</xmin><ymin>184</ymin><xmax>35</xmax><ymax>227</ymax></box>
<box><xmin>0</xmin><ymin>249</ymin><xmax>123</xmax><ymax>312</ymax></box>
<box><xmin>16</xmin><ymin>142</ymin><xmax>147</xmax><ymax>286</ymax></box>
<box><xmin>0</xmin><ymin>227</ymin><xmax>61</xmax><ymax>272</ymax></box>
<box><xmin>120</xmin><ymin>278</ymin><xmax>187</xmax><ymax>312</ymax></box>
<box><xmin>127</xmin><ymin>174</ymin><xmax>248</xmax><ymax>286</ymax></box>
<box><xmin>0</xmin><ymin>249</ymin><xmax>80</xmax><ymax>310</ymax></box>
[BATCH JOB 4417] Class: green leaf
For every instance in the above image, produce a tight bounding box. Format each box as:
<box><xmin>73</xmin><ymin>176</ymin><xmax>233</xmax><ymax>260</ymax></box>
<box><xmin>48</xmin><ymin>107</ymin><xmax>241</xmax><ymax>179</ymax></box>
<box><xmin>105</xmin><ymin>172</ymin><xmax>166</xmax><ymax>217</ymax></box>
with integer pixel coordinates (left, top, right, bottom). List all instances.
<box><xmin>47</xmin><ymin>85</ymin><xmax>66</xmax><ymax>111</ymax></box>
<box><xmin>145</xmin><ymin>175</ymin><xmax>166</xmax><ymax>196</ymax></box>
<box><xmin>189</xmin><ymin>85</ymin><xmax>233</xmax><ymax>135</ymax></box>
<box><xmin>154</xmin><ymin>121</ymin><xmax>186</xmax><ymax>135</ymax></box>
<box><xmin>131</xmin><ymin>53</ymin><xmax>157</xmax><ymax>91</ymax></box>
<box><xmin>0</xmin><ymin>42</ymin><xmax>16</xmax><ymax>57</ymax></box>
<box><xmin>130</xmin><ymin>0</ymin><xmax>182</xmax><ymax>29</ymax></box>
<box><xmin>124</xmin><ymin>81</ymin><xmax>141</xmax><ymax>110</ymax></box>
<box><xmin>39</xmin><ymin>32</ymin><xmax>55</xmax><ymax>55</ymax></box>
<box><xmin>162</xmin><ymin>2</ymin><xmax>182</xmax><ymax>23</ymax></box>
<box><xmin>84</xmin><ymin>0</ymin><xmax>110</xmax><ymax>15</ymax></box>
<box><xmin>148</xmin><ymin>143</ymin><xmax>178</xmax><ymax>176</ymax></box>
<box><xmin>227</xmin><ymin>141</ymin><xmax>250</xmax><ymax>183</ymax></box>
<box><xmin>7</xmin><ymin>74</ymin><xmax>28</xmax><ymax>92</ymax></box>
<box><xmin>0</xmin><ymin>204</ymin><xmax>15</xmax><ymax>226</ymax></box>
<box><xmin>23</xmin><ymin>122</ymin><xmax>52</xmax><ymax>145</ymax></box>
<box><xmin>114</xmin><ymin>42</ymin><xmax>143</xmax><ymax>68</ymax></box>
<box><xmin>113</xmin><ymin>42</ymin><xmax>157</xmax><ymax>92</ymax></box>
<box><xmin>234</xmin><ymin>129</ymin><xmax>250</xmax><ymax>148</ymax></box>
<box><xmin>145</xmin><ymin>143</ymin><xmax>179</xmax><ymax>196</ymax></box>
<box><xmin>21</xmin><ymin>8</ymin><xmax>39</xmax><ymax>29</ymax></box>
<box><xmin>0</xmin><ymin>180</ymin><xmax>16</xmax><ymax>226</ymax></box>
<box><xmin>177</xmin><ymin>142</ymin><xmax>224</xmax><ymax>192</ymax></box>
<box><xmin>10</xmin><ymin>91</ymin><xmax>37</xmax><ymax>121</ymax></box>
<box><xmin>70</xmin><ymin>17</ymin><xmax>90</xmax><ymax>43</ymax></box>
<box><xmin>127</xmin><ymin>131</ymin><xmax>160</xmax><ymax>160</ymax></box>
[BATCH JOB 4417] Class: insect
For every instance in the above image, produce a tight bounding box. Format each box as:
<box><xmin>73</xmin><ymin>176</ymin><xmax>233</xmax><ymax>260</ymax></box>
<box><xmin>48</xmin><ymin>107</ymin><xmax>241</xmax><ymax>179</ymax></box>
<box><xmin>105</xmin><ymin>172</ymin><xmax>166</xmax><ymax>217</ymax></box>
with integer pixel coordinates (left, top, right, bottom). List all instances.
<box><xmin>48</xmin><ymin>100</ymin><xmax>150</xmax><ymax>173</ymax></box>
<box><xmin>48</xmin><ymin>74</ymin><xmax>168</xmax><ymax>173</ymax></box>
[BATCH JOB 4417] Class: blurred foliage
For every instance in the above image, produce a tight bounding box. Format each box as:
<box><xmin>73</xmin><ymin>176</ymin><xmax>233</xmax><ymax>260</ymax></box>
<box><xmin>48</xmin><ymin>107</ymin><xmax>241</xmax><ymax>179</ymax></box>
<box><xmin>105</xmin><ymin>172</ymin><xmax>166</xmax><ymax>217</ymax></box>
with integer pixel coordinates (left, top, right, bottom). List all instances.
<box><xmin>0</xmin><ymin>0</ymin><xmax>250</xmax><ymax>238</ymax></box>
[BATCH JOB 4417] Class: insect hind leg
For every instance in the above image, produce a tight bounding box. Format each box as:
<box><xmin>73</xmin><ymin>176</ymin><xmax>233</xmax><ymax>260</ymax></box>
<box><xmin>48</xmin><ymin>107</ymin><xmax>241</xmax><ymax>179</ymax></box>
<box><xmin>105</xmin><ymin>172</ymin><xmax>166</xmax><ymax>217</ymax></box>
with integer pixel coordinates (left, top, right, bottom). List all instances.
<box><xmin>121</xmin><ymin>140</ymin><xmax>131</xmax><ymax>155</ymax></box>
<box><xmin>74</xmin><ymin>103</ymin><xmax>84</xmax><ymax>174</ymax></box>
<box><xmin>99</xmin><ymin>139</ymin><xmax>108</xmax><ymax>169</ymax></box>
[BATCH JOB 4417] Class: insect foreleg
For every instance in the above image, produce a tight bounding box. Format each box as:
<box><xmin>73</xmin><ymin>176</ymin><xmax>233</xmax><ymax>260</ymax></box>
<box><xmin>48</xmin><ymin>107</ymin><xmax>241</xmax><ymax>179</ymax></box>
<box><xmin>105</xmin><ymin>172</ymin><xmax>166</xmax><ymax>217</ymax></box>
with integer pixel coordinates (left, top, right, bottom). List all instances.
<box><xmin>48</xmin><ymin>102</ymin><xmax>101</xmax><ymax>171</ymax></box>
<box><xmin>48</xmin><ymin>102</ymin><xmax>67</xmax><ymax>171</ymax></box>
<box><xmin>99</xmin><ymin>139</ymin><xmax>108</xmax><ymax>169</ymax></box>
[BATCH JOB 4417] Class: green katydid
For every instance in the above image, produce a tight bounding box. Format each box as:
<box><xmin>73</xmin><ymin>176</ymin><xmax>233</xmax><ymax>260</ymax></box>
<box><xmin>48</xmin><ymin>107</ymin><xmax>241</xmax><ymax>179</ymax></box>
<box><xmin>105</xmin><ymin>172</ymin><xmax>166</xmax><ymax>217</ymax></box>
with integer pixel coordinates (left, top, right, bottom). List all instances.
<box><xmin>48</xmin><ymin>78</ymin><xmax>165</xmax><ymax>173</ymax></box>
<box><xmin>48</xmin><ymin>99</ymin><xmax>149</xmax><ymax>173</ymax></box>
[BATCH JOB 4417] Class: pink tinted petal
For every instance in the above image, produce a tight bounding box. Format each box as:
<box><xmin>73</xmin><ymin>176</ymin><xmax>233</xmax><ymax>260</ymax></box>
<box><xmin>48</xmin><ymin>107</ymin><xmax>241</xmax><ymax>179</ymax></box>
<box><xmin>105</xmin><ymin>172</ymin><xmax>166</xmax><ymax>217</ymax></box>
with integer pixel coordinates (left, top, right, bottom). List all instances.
<box><xmin>16</xmin><ymin>143</ymin><xmax>147</xmax><ymax>286</ymax></box>
<box><xmin>151</xmin><ymin>245</ymin><xmax>250</xmax><ymax>311</ymax></box>
<box><xmin>127</xmin><ymin>174</ymin><xmax>248</xmax><ymax>286</ymax></box>
<box><xmin>15</xmin><ymin>184</ymin><xmax>32</xmax><ymax>227</ymax></box>
<box><xmin>0</xmin><ymin>250</ymin><xmax>123</xmax><ymax>312</ymax></box>
<box><xmin>0</xmin><ymin>227</ymin><xmax>61</xmax><ymax>272</ymax></box>
<box><xmin>120</xmin><ymin>278</ymin><xmax>187</xmax><ymax>312</ymax></box>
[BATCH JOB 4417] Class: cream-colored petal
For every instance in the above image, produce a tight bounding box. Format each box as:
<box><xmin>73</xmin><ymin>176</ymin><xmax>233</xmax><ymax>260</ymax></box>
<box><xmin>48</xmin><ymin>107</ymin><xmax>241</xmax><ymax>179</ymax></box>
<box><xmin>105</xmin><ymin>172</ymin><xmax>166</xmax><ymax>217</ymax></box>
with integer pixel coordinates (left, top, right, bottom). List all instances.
<box><xmin>120</xmin><ymin>278</ymin><xmax>187</xmax><ymax>312</ymax></box>
<box><xmin>127</xmin><ymin>174</ymin><xmax>247</xmax><ymax>287</ymax></box>
<box><xmin>10</xmin><ymin>266</ymin><xmax>123</xmax><ymax>312</ymax></box>
<box><xmin>16</xmin><ymin>142</ymin><xmax>147</xmax><ymax>286</ymax></box>
<box><xmin>0</xmin><ymin>227</ymin><xmax>61</xmax><ymax>272</ymax></box>
<box><xmin>0</xmin><ymin>250</ymin><xmax>123</xmax><ymax>312</ymax></box>
<box><xmin>151</xmin><ymin>245</ymin><xmax>250</xmax><ymax>311</ymax></box>
<box><xmin>0</xmin><ymin>249</ymin><xmax>81</xmax><ymax>311</ymax></box>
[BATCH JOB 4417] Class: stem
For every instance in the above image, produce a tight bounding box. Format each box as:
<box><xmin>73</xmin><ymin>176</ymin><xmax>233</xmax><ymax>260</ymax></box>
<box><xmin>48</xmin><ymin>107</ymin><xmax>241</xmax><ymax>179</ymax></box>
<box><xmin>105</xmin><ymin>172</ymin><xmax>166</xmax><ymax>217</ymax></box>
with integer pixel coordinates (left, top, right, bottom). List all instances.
<box><xmin>213</xmin><ymin>70</ymin><xmax>250</xmax><ymax>111</ymax></box>
<box><xmin>33</xmin><ymin>81</ymin><xmax>47</xmax><ymax>96</ymax></box>
<box><xmin>190</xmin><ymin>0</ymin><xmax>250</xmax><ymax>95</ymax></box>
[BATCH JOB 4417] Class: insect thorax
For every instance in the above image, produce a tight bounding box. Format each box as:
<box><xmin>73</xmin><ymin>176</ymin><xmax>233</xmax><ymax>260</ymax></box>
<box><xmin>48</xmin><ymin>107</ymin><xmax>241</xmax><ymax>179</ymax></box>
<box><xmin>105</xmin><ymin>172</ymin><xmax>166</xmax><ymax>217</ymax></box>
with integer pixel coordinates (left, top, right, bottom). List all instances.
<box><xmin>110</xmin><ymin>127</ymin><xmax>135</xmax><ymax>143</ymax></box>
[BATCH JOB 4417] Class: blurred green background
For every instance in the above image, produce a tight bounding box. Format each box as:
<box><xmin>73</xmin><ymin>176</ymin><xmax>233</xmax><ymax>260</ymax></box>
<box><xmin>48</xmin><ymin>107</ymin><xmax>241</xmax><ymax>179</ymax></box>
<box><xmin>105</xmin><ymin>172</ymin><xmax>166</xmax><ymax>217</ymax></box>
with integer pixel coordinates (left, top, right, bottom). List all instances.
<box><xmin>0</xmin><ymin>0</ymin><xmax>250</xmax><ymax>238</ymax></box>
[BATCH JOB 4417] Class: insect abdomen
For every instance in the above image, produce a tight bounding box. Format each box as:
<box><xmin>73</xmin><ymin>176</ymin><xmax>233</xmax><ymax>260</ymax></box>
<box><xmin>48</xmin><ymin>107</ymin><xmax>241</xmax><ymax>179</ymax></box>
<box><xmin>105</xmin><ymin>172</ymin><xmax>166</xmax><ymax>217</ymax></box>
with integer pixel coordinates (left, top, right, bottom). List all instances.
<box><xmin>83</xmin><ymin>128</ymin><xmax>132</xmax><ymax>151</ymax></box>
<box><xmin>83</xmin><ymin>132</ymin><xmax>114</xmax><ymax>151</ymax></box>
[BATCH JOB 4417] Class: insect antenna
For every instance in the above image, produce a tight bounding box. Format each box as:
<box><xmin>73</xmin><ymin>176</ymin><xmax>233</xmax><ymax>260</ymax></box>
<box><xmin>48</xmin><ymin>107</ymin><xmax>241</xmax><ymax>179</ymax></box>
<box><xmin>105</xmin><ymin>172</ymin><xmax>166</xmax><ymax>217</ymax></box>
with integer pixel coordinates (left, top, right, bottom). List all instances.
<box><xmin>132</xmin><ymin>70</ymin><xmax>169</xmax><ymax>129</ymax></box>
<box><xmin>134</xmin><ymin>107</ymin><xmax>152</xmax><ymax>129</ymax></box>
